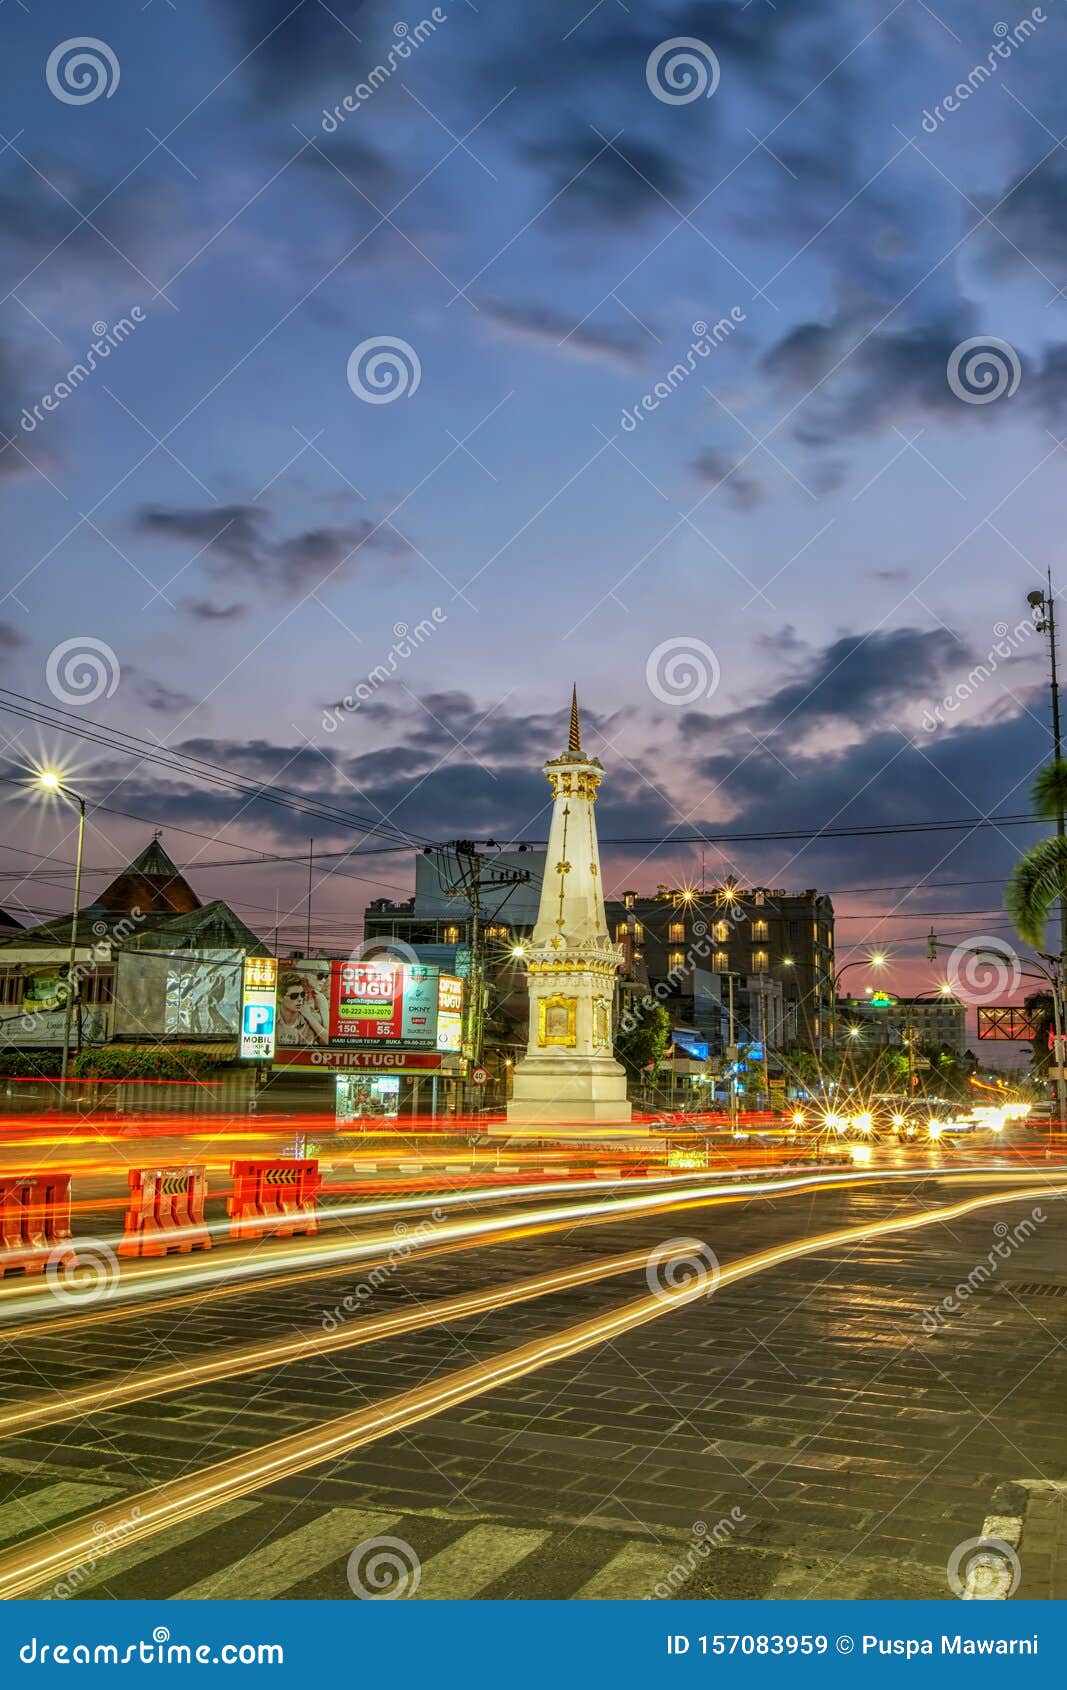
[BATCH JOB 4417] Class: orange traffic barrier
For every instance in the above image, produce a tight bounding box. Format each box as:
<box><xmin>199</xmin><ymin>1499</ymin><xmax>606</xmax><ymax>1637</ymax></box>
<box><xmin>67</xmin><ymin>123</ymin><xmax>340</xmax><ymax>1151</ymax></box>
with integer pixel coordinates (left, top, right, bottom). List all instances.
<box><xmin>227</xmin><ymin>1159</ymin><xmax>322</xmax><ymax>1241</ymax></box>
<box><xmin>118</xmin><ymin>1166</ymin><xmax>212</xmax><ymax>1258</ymax></box>
<box><xmin>0</xmin><ymin>1175</ymin><xmax>75</xmax><ymax>1278</ymax></box>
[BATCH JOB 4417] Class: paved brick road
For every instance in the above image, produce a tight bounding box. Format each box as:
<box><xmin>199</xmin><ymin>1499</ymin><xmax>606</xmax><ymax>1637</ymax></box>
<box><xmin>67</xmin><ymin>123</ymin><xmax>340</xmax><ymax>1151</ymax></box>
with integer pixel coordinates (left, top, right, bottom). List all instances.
<box><xmin>0</xmin><ymin>1173</ymin><xmax>1064</xmax><ymax>1599</ymax></box>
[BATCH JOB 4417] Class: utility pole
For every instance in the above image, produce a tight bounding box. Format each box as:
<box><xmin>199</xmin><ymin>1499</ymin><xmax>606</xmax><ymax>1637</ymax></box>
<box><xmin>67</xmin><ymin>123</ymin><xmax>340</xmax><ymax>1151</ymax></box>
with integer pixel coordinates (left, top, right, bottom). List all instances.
<box><xmin>305</xmin><ymin>840</ymin><xmax>314</xmax><ymax>956</ymax></box>
<box><xmin>437</xmin><ymin>843</ymin><xmax>531</xmax><ymax>1113</ymax></box>
<box><xmin>1026</xmin><ymin>577</ymin><xmax>1067</xmax><ymax>1122</ymax></box>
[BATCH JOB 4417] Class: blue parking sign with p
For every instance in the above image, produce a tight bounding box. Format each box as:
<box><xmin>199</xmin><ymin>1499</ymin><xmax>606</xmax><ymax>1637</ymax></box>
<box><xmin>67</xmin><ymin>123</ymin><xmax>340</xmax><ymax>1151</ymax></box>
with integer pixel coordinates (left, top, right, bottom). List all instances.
<box><xmin>243</xmin><ymin>1001</ymin><xmax>275</xmax><ymax>1036</ymax></box>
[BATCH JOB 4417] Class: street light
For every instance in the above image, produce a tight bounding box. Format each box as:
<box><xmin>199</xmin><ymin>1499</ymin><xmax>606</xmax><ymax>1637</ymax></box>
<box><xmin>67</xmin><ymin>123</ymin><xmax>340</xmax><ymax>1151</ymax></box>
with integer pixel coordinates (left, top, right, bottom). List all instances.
<box><xmin>35</xmin><ymin>772</ymin><xmax>86</xmax><ymax>1109</ymax></box>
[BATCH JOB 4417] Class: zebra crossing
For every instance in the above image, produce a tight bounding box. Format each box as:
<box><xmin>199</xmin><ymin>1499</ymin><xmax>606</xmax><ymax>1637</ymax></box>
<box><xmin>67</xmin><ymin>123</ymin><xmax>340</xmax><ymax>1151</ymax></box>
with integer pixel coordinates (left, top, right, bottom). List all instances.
<box><xmin>0</xmin><ymin>1463</ymin><xmax>723</xmax><ymax>1601</ymax></box>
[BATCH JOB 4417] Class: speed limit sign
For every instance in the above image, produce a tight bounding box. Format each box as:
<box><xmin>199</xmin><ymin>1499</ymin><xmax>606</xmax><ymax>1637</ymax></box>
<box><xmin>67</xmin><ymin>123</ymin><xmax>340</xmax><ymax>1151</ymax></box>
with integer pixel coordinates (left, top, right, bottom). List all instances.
<box><xmin>471</xmin><ymin>1066</ymin><xmax>488</xmax><ymax>1085</ymax></box>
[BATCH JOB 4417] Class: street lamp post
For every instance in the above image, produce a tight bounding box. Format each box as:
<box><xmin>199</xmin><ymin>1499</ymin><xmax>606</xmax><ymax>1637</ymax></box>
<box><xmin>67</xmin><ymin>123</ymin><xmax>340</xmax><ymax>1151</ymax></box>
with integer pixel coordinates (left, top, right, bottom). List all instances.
<box><xmin>37</xmin><ymin>774</ymin><xmax>86</xmax><ymax>1110</ymax></box>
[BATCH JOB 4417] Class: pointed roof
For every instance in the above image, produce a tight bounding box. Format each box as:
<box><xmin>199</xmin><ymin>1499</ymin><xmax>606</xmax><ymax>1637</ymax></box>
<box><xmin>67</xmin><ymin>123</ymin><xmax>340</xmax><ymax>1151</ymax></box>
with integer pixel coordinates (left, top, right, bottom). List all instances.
<box><xmin>568</xmin><ymin>685</ymin><xmax>581</xmax><ymax>755</ymax></box>
<box><xmin>92</xmin><ymin>837</ymin><xmax>201</xmax><ymax>917</ymax></box>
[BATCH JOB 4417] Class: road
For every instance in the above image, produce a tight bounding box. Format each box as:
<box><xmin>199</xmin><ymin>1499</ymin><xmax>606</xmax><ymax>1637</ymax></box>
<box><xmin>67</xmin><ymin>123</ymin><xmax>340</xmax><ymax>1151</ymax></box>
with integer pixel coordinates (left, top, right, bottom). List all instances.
<box><xmin>0</xmin><ymin>1131</ymin><xmax>1065</xmax><ymax>1600</ymax></box>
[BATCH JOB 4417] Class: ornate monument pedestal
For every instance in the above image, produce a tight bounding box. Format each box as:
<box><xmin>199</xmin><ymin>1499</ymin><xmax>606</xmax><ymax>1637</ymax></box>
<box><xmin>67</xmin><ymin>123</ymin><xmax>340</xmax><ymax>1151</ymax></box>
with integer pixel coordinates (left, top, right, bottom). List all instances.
<box><xmin>505</xmin><ymin>689</ymin><xmax>632</xmax><ymax>1128</ymax></box>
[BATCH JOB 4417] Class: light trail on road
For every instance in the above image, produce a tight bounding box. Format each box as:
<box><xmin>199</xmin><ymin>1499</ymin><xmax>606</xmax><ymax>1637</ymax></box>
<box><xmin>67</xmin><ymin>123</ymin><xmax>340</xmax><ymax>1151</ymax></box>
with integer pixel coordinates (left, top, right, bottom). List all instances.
<box><xmin>0</xmin><ymin>1244</ymin><xmax>693</xmax><ymax>1441</ymax></box>
<box><xmin>1</xmin><ymin>1161</ymin><xmax>1063</xmax><ymax>1338</ymax></box>
<box><xmin>0</xmin><ymin>1180</ymin><xmax>1062</xmax><ymax>1599</ymax></box>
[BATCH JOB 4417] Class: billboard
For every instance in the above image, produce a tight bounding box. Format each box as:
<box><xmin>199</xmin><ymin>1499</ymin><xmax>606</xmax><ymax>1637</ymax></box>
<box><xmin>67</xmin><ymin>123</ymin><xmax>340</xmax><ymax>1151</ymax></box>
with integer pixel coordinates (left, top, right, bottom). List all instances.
<box><xmin>113</xmin><ymin>949</ymin><xmax>242</xmax><ymax>1039</ymax></box>
<box><xmin>436</xmin><ymin>973</ymin><xmax>463</xmax><ymax>1053</ymax></box>
<box><xmin>276</xmin><ymin>960</ymin><xmax>461</xmax><ymax>1051</ymax></box>
<box><xmin>0</xmin><ymin>965</ymin><xmax>111</xmax><ymax>1048</ymax></box>
<box><xmin>240</xmin><ymin>956</ymin><xmax>278</xmax><ymax>1061</ymax></box>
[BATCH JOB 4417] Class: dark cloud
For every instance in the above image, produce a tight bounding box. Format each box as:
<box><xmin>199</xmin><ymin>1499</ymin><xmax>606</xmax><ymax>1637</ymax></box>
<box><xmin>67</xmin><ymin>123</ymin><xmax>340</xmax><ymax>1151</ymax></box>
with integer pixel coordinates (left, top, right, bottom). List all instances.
<box><xmin>482</xmin><ymin>298</ymin><xmax>646</xmax><ymax>368</ymax></box>
<box><xmin>220</xmin><ymin>0</ymin><xmax>370</xmax><ymax>94</ymax></box>
<box><xmin>0</xmin><ymin>619</ymin><xmax>27</xmax><ymax>651</ymax></box>
<box><xmin>680</xmin><ymin>626</ymin><xmax>969</xmax><ymax>747</ymax></box>
<box><xmin>691</xmin><ymin>446</ymin><xmax>764</xmax><ymax>508</ymax></box>
<box><xmin>978</xmin><ymin>155</ymin><xmax>1067</xmax><ymax>285</ymax></box>
<box><xmin>133</xmin><ymin>678</ymin><xmax>200</xmax><ymax>714</ymax></box>
<box><xmin>761</xmin><ymin>310</ymin><xmax>1067</xmax><ymax>449</ymax></box>
<box><xmin>297</xmin><ymin>137</ymin><xmax>397</xmax><ymax>202</ymax></box>
<box><xmin>135</xmin><ymin>503</ymin><xmax>411</xmax><ymax>597</ymax></box>
<box><xmin>522</xmin><ymin>131</ymin><xmax>687</xmax><ymax>226</ymax></box>
<box><xmin>181</xmin><ymin>599</ymin><xmax>249</xmax><ymax>622</ymax></box>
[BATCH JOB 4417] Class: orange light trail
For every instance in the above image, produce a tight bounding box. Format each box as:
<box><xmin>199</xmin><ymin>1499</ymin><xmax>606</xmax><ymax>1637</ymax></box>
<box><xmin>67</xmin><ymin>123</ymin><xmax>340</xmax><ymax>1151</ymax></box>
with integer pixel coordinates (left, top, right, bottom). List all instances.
<box><xmin>0</xmin><ymin>1180</ymin><xmax>1060</xmax><ymax>1600</ymax></box>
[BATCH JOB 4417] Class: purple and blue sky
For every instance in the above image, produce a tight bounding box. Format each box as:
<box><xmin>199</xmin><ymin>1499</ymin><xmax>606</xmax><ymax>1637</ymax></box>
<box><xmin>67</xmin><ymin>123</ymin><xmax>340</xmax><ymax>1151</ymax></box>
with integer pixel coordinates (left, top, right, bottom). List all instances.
<box><xmin>2</xmin><ymin>0</ymin><xmax>1066</xmax><ymax>1026</ymax></box>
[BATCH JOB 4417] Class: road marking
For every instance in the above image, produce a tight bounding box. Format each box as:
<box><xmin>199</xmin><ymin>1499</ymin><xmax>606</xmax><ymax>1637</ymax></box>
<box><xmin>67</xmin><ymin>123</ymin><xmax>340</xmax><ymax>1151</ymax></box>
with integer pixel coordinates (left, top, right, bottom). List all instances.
<box><xmin>575</xmin><ymin>1539</ymin><xmax>686</xmax><ymax>1598</ymax></box>
<box><xmin>21</xmin><ymin>1501</ymin><xmax>260</xmax><ymax>1599</ymax></box>
<box><xmin>411</xmin><ymin>1524</ymin><xmax>548</xmax><ymax>1598</ymax></box>
<box><xmin>176</xmin><ymin>1507</ymin><xmax>400</xmax><ymax>1599</ymax></box>
<box><xmin>0</xmin><ymin>1483</ymin><xmax>119</xmax><ymax>1548</ymax></box>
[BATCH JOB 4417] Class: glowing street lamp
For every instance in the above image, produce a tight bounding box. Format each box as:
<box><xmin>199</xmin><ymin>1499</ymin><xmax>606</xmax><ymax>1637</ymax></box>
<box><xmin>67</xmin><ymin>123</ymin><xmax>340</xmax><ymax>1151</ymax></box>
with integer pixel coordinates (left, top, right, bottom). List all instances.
<box><xmin>35</xmin><ymin>772</ymin><xmax>86</xmax><ymax>1108</ymax></box>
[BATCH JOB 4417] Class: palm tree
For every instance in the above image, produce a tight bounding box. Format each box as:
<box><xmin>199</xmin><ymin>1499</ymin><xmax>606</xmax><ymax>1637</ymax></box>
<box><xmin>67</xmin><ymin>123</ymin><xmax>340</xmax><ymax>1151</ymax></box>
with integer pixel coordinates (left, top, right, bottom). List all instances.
<box><xmin>1006</xmin><ymin>759</ymin><xmax>1067</xmax><ymax>946</ymax></box>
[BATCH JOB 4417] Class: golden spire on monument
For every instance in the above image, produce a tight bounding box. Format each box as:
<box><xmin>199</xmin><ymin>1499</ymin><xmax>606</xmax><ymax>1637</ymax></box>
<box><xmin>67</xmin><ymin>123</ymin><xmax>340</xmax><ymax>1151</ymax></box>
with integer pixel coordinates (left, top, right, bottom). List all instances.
<box><xmin>569</xmin><ymin>684</ymin><xmax>581</xmax><ymax>755</ymax></box>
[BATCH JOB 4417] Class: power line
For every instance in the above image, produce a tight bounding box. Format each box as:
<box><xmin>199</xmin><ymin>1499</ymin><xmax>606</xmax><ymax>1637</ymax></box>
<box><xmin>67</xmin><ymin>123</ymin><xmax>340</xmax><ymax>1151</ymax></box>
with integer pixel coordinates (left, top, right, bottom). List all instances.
<box><xmin>0</xmin><ymin>691</ymin><xmax>429</xmax><ymax>847</ymax></box>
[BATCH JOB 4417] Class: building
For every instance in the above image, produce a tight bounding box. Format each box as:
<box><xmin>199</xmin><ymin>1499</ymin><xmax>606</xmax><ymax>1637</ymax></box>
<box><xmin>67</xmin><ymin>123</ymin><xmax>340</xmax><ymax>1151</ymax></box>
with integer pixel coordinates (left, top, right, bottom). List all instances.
<box><xmin>604</xmin><ymin>883</ymin><xmax>835</xmax><ymax>1054</ymax></box>
<box><xmin>364</xmin><ymin>845</ymin><xmax>544</xmax><ymax>959</ymax></box>
<box><xmin>836</xmin><ymin>991</ymin><xmax>967</xmax><ymax>1056</ymax></box>
<box><xmin>0</xmin><ymin>837</ymin><xmax>265</xmax><ymax>1054</ymax></box>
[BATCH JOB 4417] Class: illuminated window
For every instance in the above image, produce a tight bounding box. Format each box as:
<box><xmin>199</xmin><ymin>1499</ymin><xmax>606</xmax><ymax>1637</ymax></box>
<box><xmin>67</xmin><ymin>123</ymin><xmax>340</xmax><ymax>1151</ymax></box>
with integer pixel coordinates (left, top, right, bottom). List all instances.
<box><xmin>633</xmin><ymin>921</ymin><xmax>644</xmax><ymax>942</ymax></box>
<box><xmin>624</xmin><ymin>892</ymin><xmax>635</xmax><ymax>910</ymax></box>
<box><xmin>668</xmin><ymin>950</ymin><xmax>686</xmax><ymax>972</ymax></box>
<box><xmin>615</xmin><ymin>922</ymin><xmax>628</xmax><ymax>941</ymax></box>
<box><xmin>752</xmin><ymin>919</ymin><xmax>768</xmax><ymax>941</ymax></box>
<box><xmin>713</xmin><ymin>950</ymin><xmax>729</xmax><ymax>972</ymax></box>
<box><xmin>754</xmin><ymin>890</ymin><xmax>765</xmax><ymax>906</ymax></box>
<box><xmin>443</xmin><ymin>925</ymin><xmax>460</xmax><ymax>944</ymax></box>
<box><xmin>668</xmin><ymin>921</ymin><xmax>685</xmax><ymax>943</ymax></box>
<box><xmin>752</xmin><ymin>949</ymin><xmax>768</xmax><ymax>973</ymax></box>
<box><xmin>714</xmin><ymin>920</ymin><xmax>730</xmax><ymax>943</ymax></box>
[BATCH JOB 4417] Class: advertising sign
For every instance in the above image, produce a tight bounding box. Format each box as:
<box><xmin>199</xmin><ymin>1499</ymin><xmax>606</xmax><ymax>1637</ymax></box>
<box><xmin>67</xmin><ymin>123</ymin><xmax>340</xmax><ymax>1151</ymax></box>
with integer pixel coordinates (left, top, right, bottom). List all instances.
<box><xmin>239</xmin><ymin>955</ymin><xmax>278</xmax><ymax>1061</ymax></box>
<box><xmin>114</xmin><ymin>949</ymin><xmax>242</xmax><ymax>1039</ymax></box>
<box><xmin>276</xmin><ymin>960</ymin><xmax>446</xmax><ymax>1050</ymax></box>
<box><xmin>436</xmin><ymin>973</ymin><xmax>463</xmax><ymax>1053</ymax></box>
<box><xmin>273</xmin><ymin>1048</ymin><xmax>447</xmax><ymax>1071</ymax></box>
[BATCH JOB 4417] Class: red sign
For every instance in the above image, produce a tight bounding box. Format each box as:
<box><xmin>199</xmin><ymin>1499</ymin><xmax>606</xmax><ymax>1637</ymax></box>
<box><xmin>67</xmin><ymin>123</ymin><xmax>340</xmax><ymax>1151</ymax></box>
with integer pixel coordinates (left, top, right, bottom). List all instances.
<box><xmin>332</xmin><ymin>962</ymin><xmax>403</xmax><ymax>1042</ymax></box>
<box><xmin>273</xmin><ymin>1049</ymin><xmax>446</xmax><ymax>1071</ymax></box>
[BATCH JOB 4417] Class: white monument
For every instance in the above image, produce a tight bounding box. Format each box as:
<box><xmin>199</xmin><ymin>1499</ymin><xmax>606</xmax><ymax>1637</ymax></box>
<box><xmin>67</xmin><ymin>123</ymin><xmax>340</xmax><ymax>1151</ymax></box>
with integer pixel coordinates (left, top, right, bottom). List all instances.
<box><xmin>506</xmin><ymin>690</ymin><xmax>632</xmax><ymax>1125</ymax></box>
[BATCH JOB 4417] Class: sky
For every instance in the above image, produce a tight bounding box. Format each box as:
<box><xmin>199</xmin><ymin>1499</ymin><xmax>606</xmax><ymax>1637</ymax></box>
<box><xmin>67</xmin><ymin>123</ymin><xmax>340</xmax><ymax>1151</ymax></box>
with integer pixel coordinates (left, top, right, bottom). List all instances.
<box><xmin>2</xmin><ymin>0</ymin><xmax>1067</xmax><ymax>1048</ymax></box>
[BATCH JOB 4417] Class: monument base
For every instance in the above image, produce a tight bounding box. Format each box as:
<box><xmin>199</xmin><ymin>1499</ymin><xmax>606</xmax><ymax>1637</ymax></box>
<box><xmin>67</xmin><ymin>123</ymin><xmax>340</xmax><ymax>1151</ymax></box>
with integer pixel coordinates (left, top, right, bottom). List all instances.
<box><xmin>505</xmin><ymin>1053</ymin><xmax>632</xmax><ymax>1126</ymax></box>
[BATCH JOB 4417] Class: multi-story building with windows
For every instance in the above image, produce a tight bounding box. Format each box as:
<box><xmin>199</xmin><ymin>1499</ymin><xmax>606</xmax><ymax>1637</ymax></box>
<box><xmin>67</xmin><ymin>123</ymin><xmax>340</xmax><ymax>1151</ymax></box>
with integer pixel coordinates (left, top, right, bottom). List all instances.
<box><xmin>836</xmin><ymin>991</ymin><xmax>967</xmax><ymax>1056</ymax></box>
<box><xmin>604</xmin><ymin>883</ymin><xmax>835</xmax><ymax>1053</ymax></box>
